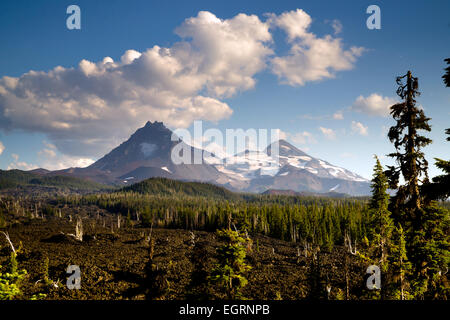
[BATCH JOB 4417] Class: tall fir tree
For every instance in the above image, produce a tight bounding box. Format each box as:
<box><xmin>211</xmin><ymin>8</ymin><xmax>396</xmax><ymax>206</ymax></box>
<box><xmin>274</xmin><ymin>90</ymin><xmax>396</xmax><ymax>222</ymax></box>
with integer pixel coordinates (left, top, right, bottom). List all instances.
<box><xmin>368</xmin><ymin>156</ymin><xmax>394</xmax><ymax>274</ymax></box>
<box><xmin>385</xmin><ymin>71</ymin><xmax>431</xmax><ymax>223</ymax></box>
<box><xmin>209</xmin><ymin>228</ymin><xmax>251</xmax><ymax>299</ymax></box>
<box><xmin>369</xmin><ymin>156</ymin><xmax>393</xmax><ymax>299</ymax></box>
<box><xmin>385</xmin><ymin>71</ymin><xmax>449</xmax><ymax>299</ymax></box>
<box><xmin>358</xmin><ymin>156</ymin><xmax>394</xmax><ymax>299</ymax></box>
<box><xmin>388</xmin><ymin>225</ymin><xmax>412</xmax><ymax>300</ymax></box>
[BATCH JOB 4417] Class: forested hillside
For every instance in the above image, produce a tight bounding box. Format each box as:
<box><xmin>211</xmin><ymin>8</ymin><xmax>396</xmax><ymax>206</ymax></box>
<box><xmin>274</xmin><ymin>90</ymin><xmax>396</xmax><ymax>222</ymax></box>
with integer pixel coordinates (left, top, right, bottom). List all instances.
<box><xmin>0</xmin><ymin>170</ymin><xmax>112</xmax><ymax>191</ymax></box>
<box><xmin>121</xmin><ymin>177</ymin><xmax>240</xmax><ymax>200</ymax></box>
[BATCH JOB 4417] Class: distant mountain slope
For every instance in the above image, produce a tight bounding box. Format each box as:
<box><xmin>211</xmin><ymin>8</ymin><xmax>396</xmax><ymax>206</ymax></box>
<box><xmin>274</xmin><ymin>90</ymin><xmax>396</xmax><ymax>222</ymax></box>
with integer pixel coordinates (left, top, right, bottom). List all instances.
<box><xmin>28</xmin><ymin>121</ymin><xmax>371</xmax><ymax>196</ymax></box>
<box><xmin>261</xmin><ymin>189</ymin><xmax>350</xmax><ymax>198</ymax></box>
<box><xmin>118</xmin><ymin>167</ymin><xmax>173</xmax><ymax>182</ymax></box>
<box><xmin>121</xmin><ymin>177</ymin><xmax>240</xmax><ymax>200</ymax></box>
<box><xmin>0</xmin><ymin>169</ymin><xmax>112</xmax><ymax>191</ymax></box>
<box><xmin>54</xmin><ymin>121</ymin><xmax>230</xmax><ymax>185</ymax></box>
<box><xmin>212</xmin><ymin>139</ymin><xmax>370</xmax><ymax>195</ymax></box>
<box><xmin>246</xmin><ymin>166</ymin><xmax>371</xmax><ymax>196</ymax></box>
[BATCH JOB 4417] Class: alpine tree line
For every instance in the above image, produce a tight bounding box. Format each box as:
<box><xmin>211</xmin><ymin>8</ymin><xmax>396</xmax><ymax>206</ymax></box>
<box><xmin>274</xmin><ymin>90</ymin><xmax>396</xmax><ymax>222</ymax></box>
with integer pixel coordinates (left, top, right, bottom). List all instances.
<box><xmin>63</xmin><ymin>191</ymin><xmax>370</xmax><ymax>253</ymax></box>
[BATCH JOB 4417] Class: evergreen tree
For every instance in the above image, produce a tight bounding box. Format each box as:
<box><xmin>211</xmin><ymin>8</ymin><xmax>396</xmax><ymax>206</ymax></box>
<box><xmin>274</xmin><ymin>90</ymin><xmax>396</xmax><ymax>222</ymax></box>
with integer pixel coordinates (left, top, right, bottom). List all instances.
<box><xmin>368</xmin><ymin>156</ymin><xmax>394</xmax><ymax>273</ymax></box>
<box><xmin>385</xmin><ymin>71</ymin><xmax>431</xmax><ymax>223</ymax></box>
<box><xmin>388</xmin><ymin>226</ymin><xmax>412</xmax><ymax>300</ymax></box>
<box><xmin>443</xmin><ymin>58</ymin><xmax>450</xmax><ymax>87</ymax></box>
<box><xmin>209</xmin><ymin>228</ymin><xmax>251</xmax><ymax>299</ymax></box>
<box><xmin>386</xmin><ymin>71</ymin><xmax>449</xmax><ymax>298</ymax></box>
<box><xmin>408</xmin><ymin>203</ymin><xmax>449</xmax><ymax>299</ymax></box>
<box><xmin>423</xmin><ymin>129</ymin><xmax>450</xmax><ymax>201</ymax></box>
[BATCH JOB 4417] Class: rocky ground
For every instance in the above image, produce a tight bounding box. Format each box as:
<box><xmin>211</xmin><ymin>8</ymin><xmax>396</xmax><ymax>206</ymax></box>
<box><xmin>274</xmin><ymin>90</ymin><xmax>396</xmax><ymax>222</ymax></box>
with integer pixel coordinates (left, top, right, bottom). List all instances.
<box><xmin>0</xmin><ymin>205</ymin><xmax>368</xmax><ymax>300</ymax></box>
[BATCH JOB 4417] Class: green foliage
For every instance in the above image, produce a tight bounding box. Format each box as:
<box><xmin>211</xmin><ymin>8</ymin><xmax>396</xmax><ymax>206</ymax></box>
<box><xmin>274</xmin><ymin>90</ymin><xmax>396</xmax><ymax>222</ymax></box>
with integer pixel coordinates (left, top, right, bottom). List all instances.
<box><xmin>334</xmin><ymin>288</ymin><xmax>345</xmax><ymax>300</ymax></box>
<box><xmin>209</xmin><ymin>228</ymin><xmax>251</xmax><ymax>299</ymax></box>
<box><xmin>8</xmin><ymin>252</ymin><xmax>18</xmax><ymax>274</ymax></box>
<box><xmin>443</xmin><ymin>58</ymin><xmax>450</xmax><ymax>87</ymax></box>
<box><xmin>423</xmin><ymin>129</ymin><xmax>450</xmax><ymax>201</ymax></box>
<box><xmin>0</xmin><ymin>253</ymin><xmax>26</xmax><ymax>300</ymax></box>
<box><xmin>121</xmin><ymin>177</ymin><xmax>240</xmax><ymax>200</ymax></box>
<box><xmin>429</xmin><ymin>157</ymin><xmax>450</xmax><ymax>199</ymax></box>
<box><xmin>69</xmin><ymin>190</ymin><xmax>372</xmax><ymax>249</ymax></box>
<box><xmin>368</xmin><ymin>156</ymin><xmax>394</xmax><ymax>273</ymax></box>
<box><xmin>0</xmin><ymin>169</ymin><xmax>112</xmax><ymax>192</ymax></box>
<box><xmin>385</xmin><ymin>71</ymin><xmax>449</xmax><ymax>299</ymax></box>
<box><xmin>42</xmin><ymin>256</ymin><xmax>52</xmax><ymax>286</ymax></box>
<box><xmin>0</xmin><ymin>268</ymin><xmax>27</xmax><ymax>300</ymax></box>
<box><xmin>407</xmin><ymin>205</ymin><xmax>449</xmax><ymax>299</ymax></box>
<box><xmin>30</xmin><ymin>293</ymin><xmax>47</xmax><ymax>300</ymax></box>
<box><xmin>388</xmin><ymin>226</ymin><xmax>412</xmax><ymax>300</ymax></box>
<box><xmin>386</xmin><ymin>71</ymin><xmax>432</xmax><ymax>223</ymax></box>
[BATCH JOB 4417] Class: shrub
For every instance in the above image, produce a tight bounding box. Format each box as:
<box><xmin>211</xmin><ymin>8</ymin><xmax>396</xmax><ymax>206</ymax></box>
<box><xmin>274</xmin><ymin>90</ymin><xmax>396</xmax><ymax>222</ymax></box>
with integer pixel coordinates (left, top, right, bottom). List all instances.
<box><xmin>209</xmin><ymin>228</ymin><xmax>251</xmax><ymax>299</ymax></box>
<box><xmin>0</xmin><ymin>253</ymin><xmax>26</xmax><ymax>300</ymax></box>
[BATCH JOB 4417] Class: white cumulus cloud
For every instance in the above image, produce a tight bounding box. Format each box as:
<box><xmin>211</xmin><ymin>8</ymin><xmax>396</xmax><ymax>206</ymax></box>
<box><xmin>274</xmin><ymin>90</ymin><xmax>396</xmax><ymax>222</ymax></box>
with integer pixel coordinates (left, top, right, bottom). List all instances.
<box><xmin>269</xmin><ymin>9</ymin><xmax>364</xmax><ymax>86</ymax></box>
<box><xmin>38</xmin><ymin>148</ymin><xmax>56</xmax><ymax>158</ymax></box>
<box><xmin>319</xmin><ymin>127</ymin><xmax>336</xmax><ymax>140</ymax></box>
<box><xmin>36</xmin><ymin>141</ymin><xmax>94</xmax><ymax>170</ymax></box>
<box><xmin>289</xmin><ymin>131</ymin><xmax>317</xmax><ymax>144</ymax></box>
<box><xmin>351</xmin><ymin>121</ymin><xmax>369</xmax><ymax>136</ymax></box>
<box><xmin>350</xmin><ymin>93</ymin><xmax>398</xmax><ymax>117</ymax></box>
<box><xmin>39</xmin><ymin>155</ymin><xmax>95</xmax><ymax>170</ymax></box>
<box><xmin>0</xmin><ymin>141</ymin><xmax>4</xmax><ymax>155</ymax></box>
<box><xmin>0</xmin><ymin>11</ymin><xmax>274</xmax><ymax>158</ymax></box>
<box><xmin>331</xmin><ymin>19</ymin><xmax>343</xmax><ymax>35</ymax></box>
<box><xmin>7</xmin><ymin>153</ymin><xmax>37</xmax><ymax>171</ymax></box>
<box><xmin>0</xmin><ymin>9</ymin><xmax>363</xmax><ymax>164</ymax></box>
<box><xmin>333</xmin><ymin>111</ymin><xmax>344</xmax><ymax>120</ymax></box>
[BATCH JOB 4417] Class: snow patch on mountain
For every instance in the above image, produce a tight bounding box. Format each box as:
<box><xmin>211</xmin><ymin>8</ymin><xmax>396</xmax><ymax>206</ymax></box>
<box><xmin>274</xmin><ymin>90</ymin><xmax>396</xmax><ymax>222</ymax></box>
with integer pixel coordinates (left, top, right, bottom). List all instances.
<box><xmin>203</xmin><ymin>140</ymin><xmax>368</xmax><ymax>183</ymax></box>
<box><xmin>329</xmin><ymin>184</ymin><xmax>340</xmax><ymax>191</ymax></box>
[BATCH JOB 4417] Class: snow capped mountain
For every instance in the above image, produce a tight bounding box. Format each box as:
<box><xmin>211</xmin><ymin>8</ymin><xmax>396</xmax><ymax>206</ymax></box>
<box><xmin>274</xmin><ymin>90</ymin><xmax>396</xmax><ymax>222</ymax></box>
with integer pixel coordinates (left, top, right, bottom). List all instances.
<box><xmin>53</xmin><ymin>121</ymin><xmax>229</xmax><ymax>185</ymax></box>
<box><xmin>208</xmin><ymin>139</ymin><xmax>367</xmax><ymax>184</ymax></box>
<box><xmin>50</xmin><ymin>122</ymin><xmax>370</xmax><ymax>195</ymax></box>
<box><xmin>200</xmin><ymin>138</ymin><xmax>370</xmax><ymax>195</ymax></box>
<box><xmin>207</xmin><ymin>149</ymin><xmax>279</xmax><ymax>180</ymax></box>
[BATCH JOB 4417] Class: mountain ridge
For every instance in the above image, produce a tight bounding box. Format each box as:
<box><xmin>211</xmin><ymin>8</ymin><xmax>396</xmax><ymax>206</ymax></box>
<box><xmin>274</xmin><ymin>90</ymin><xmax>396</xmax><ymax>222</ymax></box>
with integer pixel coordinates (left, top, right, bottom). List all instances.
<box><xmin>22</xmin><ymin>121</ymin><xmax>371</xmax><ymax>195</ymax></box>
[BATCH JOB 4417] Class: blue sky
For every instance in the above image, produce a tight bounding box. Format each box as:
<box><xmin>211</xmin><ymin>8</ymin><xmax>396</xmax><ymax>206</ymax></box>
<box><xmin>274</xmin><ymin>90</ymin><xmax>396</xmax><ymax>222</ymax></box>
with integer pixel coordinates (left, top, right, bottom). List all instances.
<box><xmin>0</xmin><ymin>0</ymin><xmax>449</xmax><ymax>179</ymax></box>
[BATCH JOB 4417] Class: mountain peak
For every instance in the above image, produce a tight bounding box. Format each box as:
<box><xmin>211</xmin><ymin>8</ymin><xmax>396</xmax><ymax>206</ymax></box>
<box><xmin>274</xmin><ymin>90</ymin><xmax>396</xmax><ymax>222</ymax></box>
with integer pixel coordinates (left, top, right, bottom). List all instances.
<box><xmin>136</xmin><ymin>121</ymin><xmax>171</xmax><ymax>138</ymax></box>
<box><xmin>278</xmin><ymin>139</ymin><xmax>298</xmax><ymax>149</ymax></box>
<box><xmin>144</xmin><ymin>120</ymin><xmax>165</xmax><ymax>128</ymax></box>
<box><xmin>88</xmin><ymin>120</ymin><xmax>175</xmax><ymax>173</ymax></box>
<box><xmin>266</xmin><ymin>139</ymin><xmax>310</xmax><ymax>157</ymax></box>
<box><xmin>57</xmin><ymin>121</ymin><xmax>370</xmax><ymax>195</ymax></box>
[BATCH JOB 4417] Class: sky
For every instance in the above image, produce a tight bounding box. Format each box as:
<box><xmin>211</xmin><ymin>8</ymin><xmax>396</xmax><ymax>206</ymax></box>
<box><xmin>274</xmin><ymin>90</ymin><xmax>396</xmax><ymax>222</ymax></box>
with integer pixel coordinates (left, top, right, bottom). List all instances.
<box><xmin>0</xmin><ymin>0</ymin><xmax>449</xmax><ymax>180</ymax></box>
